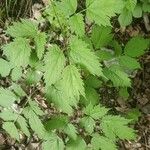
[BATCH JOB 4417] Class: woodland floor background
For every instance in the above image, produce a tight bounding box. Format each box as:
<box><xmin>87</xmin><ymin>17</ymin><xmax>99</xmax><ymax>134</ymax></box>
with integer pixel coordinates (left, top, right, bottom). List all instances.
<box><xmin>0</xmin><ymin>0</ymin><xmax>150</xmax><ymax>149</ymax></box>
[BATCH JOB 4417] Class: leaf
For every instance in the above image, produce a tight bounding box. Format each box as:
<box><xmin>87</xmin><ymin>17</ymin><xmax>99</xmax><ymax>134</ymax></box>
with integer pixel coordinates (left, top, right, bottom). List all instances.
<box><xmin>118</xmin><ymin>8</ymin><xmax>133</xmax><ymax>27</ymax></box>
<box><xmin>17</xmin><ymin>116</ymin><xmax>30</xmax><ymax>137</ymax></box>
<box><xmin>64</xmin><ymin>124</ymin><xmax>77</xmax><ymax>140</ymax></box>
<box><xmin>42</xmin><ymin>134</ymin><xmax>65</xmax><ymax>150</ymax></box>
<box><xmin>44</xmin><ymin>45</ymin><xmax>66</xmax><ymax>87</ymax></box>
<box><xmin>124</xmin><ymin>37</ymin><xmax>150</xmax><ymax>57</ymax></box>
<box><xmin>69</xmin><ymin>13</ymin><xmax>85</xmax><ymax>37</ymax></box>
<box><xmin>84</xmin><ymin>103</ymin><xmax>109</xmax><ymax>120</ymax></box>
<box><xmin>103</xmin><ymin>66</ymin><xmax>131</xmax><ymax>87</ymax></box>
<box><xmin>126</xmin><ymin>0</ymin><xmax>137</xmax><ymax>12</ymax></box>
<box><xmin>133</xmin><ymin>4</ymin><xmax>142</xmax><ymax>18</ymax></box>
<box><xmin>91</xmin><ymin>25</ymin><xmax>113</xmax><ymax>49</ymax></box>
<box><xmin>0</xmin><ymin>88</ymin><xmax>18</xmax><ymax>107</ymax></box>
<box><xmin>46</xmin><ymin>85</ymin><xmax>73</xmax><ymax>114</ymax></box>
<box><xmin>101</xmin><ymin>115</ymin><xmax>136</xmax><ymax>141</ymax></box>
<box><xmin>118</xmin><ymin>55</ymin><xmax>141</xmax><ymax>70</ymax></box>
<box><xmin>80</xmin><ymin>116</ymin><xmax>95</xmax><ymax>134</ymax></box>
<box><xmin>0</xmin><ymin>58</ymin><xmax>11</xmax><ymax>77</ymax></box>
<box><xmin>45</xmin><ymin>116</ymin><xmax>68</xmax><ymax>131</ymax></box>
<box><xmin>34</xmin><ymin>32</ymin><xmax>47</xmax><ymax>59</ymax></box>
<box><xmin>58</xmin><ymin>0</ymin><xmax>77</xmax><ymax>17</ymax></box>
<box><xmin>23</xmin><ymin>107</ymin><xmax>46</xmax><ymax>139</ymax></box>
<box><xmin>91</xmin><ymin>134</ymin><xmax>117</xmax><ymax>150</ymax></box>
<box><xmin>11</xmin><ymin>67</ymin><xmax>22</xmax><ymax>81</ymax></box>
<box><xmin>66</xmin><ymin>137</ymin><xmax>86</xmax><ymax>150</ymax></box>
<box><xmin>60</xmin><ymin>65</ymin><xmax>85</xmax><ymax>101</ymax></box>
<box><xmin>3</xmin><ymin>122</ymin><xmax>20</xmax><ymax>141</ymax></box>
<box><xmin>0</xmin><ymin>110</ymin><xmax>18</xmax><ymax>121</ymax></box>
<box><xmin>3</xmin><ymin>38</ymin><xmax>31</xmax><ymax>67</ymax></box>
<box><xmin>6</xmin><ymin>19</ymin><xmax>38</xmax><ymax>38</ymax></box>
<box><xmin>29</xmin><ymin>100</ymin><xmax>44</xmax><ymax>116</ymax></box>
<box><xmin>86</xmin><ymin>0</ymin><xmax>124</xmax><ymax>26</ymax></box>
<box><xmin>69</xmin><ymin>36</ymin><xmax>103</xmax><ymax>76</ymax></box>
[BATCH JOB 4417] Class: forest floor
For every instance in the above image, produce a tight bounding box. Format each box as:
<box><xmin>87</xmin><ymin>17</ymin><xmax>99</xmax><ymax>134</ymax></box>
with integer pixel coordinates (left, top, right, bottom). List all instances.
<box><xmin>0</xmin><ymin>1</ymin><xmax>150</xmax><ymax>150</ymax></box>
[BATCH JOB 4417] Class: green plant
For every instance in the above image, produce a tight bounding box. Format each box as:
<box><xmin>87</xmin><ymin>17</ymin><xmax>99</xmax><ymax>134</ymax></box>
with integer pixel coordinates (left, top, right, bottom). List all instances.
<box><xmin>0</xmin><ymin>0</ymin><xmax>150</xmax><ymax>149</ymax></box>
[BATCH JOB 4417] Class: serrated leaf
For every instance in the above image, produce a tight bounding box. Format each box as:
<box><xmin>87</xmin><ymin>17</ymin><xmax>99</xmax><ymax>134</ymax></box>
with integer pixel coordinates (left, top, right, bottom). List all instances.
<box><xmin>17</xmin><ymin>116</ymin><xmax>30</xmax><ymax>137</ymax></box>
<box><xmin>66</xmin><ymin>137</ymin><xmax>86</xmax><ymax>150</ymax></box>
<box><xmin>60</xmin><ymin>65</ymin><xmax>85</xmax><ymax>102</ymax></box>
<box><xmin>91</xmin><ymin>25</ymin><xmax>113</xmax><ymax>49</ymax></box>
<box><xmin>103</xmin><ymin>66</ymin><xmax>131</xmax><ymax>87</ymax></box>
<box><xmin>46</xmin><ymin>85</ymin><xmax>73</xmax><ymax>114</ymax></box>
<box><xmin>34</xmin><ymin>32</ymin><xmax>46</xmax><ymax>59</ymax></box>
<box><xmin>91</xmin><ymin>134</ymin><xmax>117</xmax><ymax>150</ymax></box>
<box><xmin>64</xmin><ymin>124</ymin><xmax>77</xmax><ymax>140</ymax></box>
<box><xmin>23</xmin><ymin>107</ymin><xmax>46</xmax><ymax>139</ymax></box>
<box><xmin>126</xmin><ymin>0</ymin><xmax>137</xmax><ymax>12</ymax></box>
<box><xmin>3</xmin><ymin>122</ymin><xmax>20</xmax><ymax>141</ymax></box>
<box><xmin>69</xmin><ymin>36</ymin><xmax>103</xmax><ymax>76</ymax></box>
<box><xmin>3</xmin><ymin>38</ymin><xmax>31</xmax><ymax>67</ymax></box>
<box><xmin>133</xmin><ymin>4</ymin><xmax>142</xmax><ymax>18</ymax></box>
<box><xmin>6</xmin><ymin>19</ymin><xmax>38</xmax><ymax>38</ymax></box>
<box><xmin>124</xmin><ymin>37</ymin><xmax>150</xmax><ymax>57</ymax></box>
<box><xmin>86</xmin><ymin>0</ymin><xmax>124</xmax><ymax>26</ymax></box>
<box><xmin>69</xmin><ymin>13</ymin><xmax>85</xmax><ymax>37</ymax></box>
<box><xmin>42</xmin><ymin>134</ymin><xmax>65</xmax><ymax>150</ymax></box>
<box><xmin>0</xmin><ymin>88</ymin><xmax>18</xmax><ymax>107</ymax></box>
<box><xmin>84</xmin><ymin>103</ymin><xmax>109</xmax><ymax>120</ymax></box>
<box><xmin>0</xmin><ymin>58</ymin><xmax>11</xmax><ymax>77</ymax></box>
<box><xmin>44</xmin><ymin>45</ymin><xmax>66</xmax><ymax>87</ymax></box>
<box><xmin>0</xmin><ymin>110</ymin><xmax>18</xmax><ymax>121</ymax></box>
<box><xmin>101</xmin><ymin>115</ymin><xmax>136</xmax><ymax>141</ymax></box>
<box><xmin>80</xmin><ymin>116</ymin><xmax>95</xmax><ymax>134</ymax></box>
<box><xmin>119</xmin><ymin>8</ymin><xmax>132</xmax><ymax>27</ymax></box>
<box><xmin>45</xmin><ymin>116</ymin><xmax>68</xmax><ymax>131</ymax></box>
<box><xmin>119</xmin><ymin>55</ymin><xmax>141</xmax><ymax>70</ymax></box>
<box><xmin>29</xmin><ymin>100</ymin><xmax>44</xmax><ymax>116</ymax></box>
<box><xmin>11</xmin><ymin>67</ymin><xmax>22</xmax><ymax>81</ymax></box>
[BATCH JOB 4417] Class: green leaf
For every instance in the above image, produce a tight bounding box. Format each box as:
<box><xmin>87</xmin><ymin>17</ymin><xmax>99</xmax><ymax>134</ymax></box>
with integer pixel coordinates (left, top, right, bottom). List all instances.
<box><xmin>66</xmin><ymin>137</ymin><xmax>86</xmax><ymax>150</ymax></box>
<box><xmin>86</xmin><ymin>0</ymin><xmax>124</xmax><ymax>26</ymax></box>
<box><xmin>0</xmin><ymin>58</ymin><xmax>11</xmax><ymax>77</ymax></box>
<box><xmin>6</xmin><ymin>19</ymin><xmax>38</xmax><ymax>38</ymax></box>
<box><xmin>60</xmin><ymin>65</ymin><xmax>85</xmax><ymax>101</ymax></box>
<box><xmin>126</xmin><ymin>0</ymin><xmax>137</xmax><ymax>12</ymax></box>
<box><xmin>44</xmin><ymin>45</ymin><xmax>66</xmax><ymax>87</ymax></box>
<box><xmin>0</xmin><ymin>110</ymin><xmax>18</xmax><ymax>121</ymax></box>
<box><xmin>69</xmin><ymin>13</ymin><xmax>85</xmax><ymax>37</ymax></box>
<box><xmin>103</xmin><ymin>66</ymin><xmax>131</xmax><ymax>87</ymax></box>
<box><xmin>101</xmin><ymin>115</ymin><xmax>136</xmax><ymax>141</ymax></box>
<box><xmin>17</xmin><ymin>116</ymin><xmax>30</xmax><ymax>137</ymax></box>
<box><xmin>3</xmin><ymin>38</ymin><xmax>31</xmax><ymax>67</ymax></box>
<box><xmin>91</xmin><ymin>25</ymin><xmax>113</xmax><ymax>49</ymax></box>
<box><xmin>80</xmin><ymin>116</ymin><xmax>95</xmax><ymax>134</ymax></box>
<box><xmin>42</xmin><ymin>134</ymin><xmax>65</xmax><ymax>150</ymax></box>
<box><xmin>34</xmin><ymin>32</ymin><xmax>46</xmax><ymax>59</ymax></box>
<box><xmin>119</xmin><ymin>87</ymin><xmax>129</xmax><ymax>99</ymax></box>
<box><xmin>64</xmin><ymin>124</ymin><xmax>77</xmax><ymax>140</ymax></box>
<box><xmin>46</xmin><ymin>86</ymin><xmax>73</xmax><ymax>114</ymax></box>
<box><xmin>84</xmin><ymin>103</ymin><xmax>109</xmax><ymax>120</ymax></box>
<box><xmin>119</xmin><ymin>55</ymin><xmax>141</xmax><ymax>70</ymax></box>
<box><xmin>124</xmin><ymin>37</ymin><xmax>150</xmax><ymax>57</ymax></box>
<box><xmin>133</xmin><ymin>4</ymin><xmax>142</xmax><ymax>18</ymax></box>
<box><xmin>3</xmin><ymin>122</ymin><xmax>20</xmax><ymax>141</ymax></box>
<box><xmin>58</xmin><ymin>0</ymin><xmax>77</xmax><ymax>17</ymax></box>
<box><xmin>11</xmin><ymin>67</ymin><xmax>22</xmax><ymax>81</ymax></box>
<box><xmin>91</xmin><ymin>134</ymin><xmax>117</xmax><ymax>150</ymax></box>
<box><xmin>29</xmin><ymin>100</ymin><xmax>44</xmax><ymax>116</ymax></box>
<box><xmin>142</xmin><ymin>2</ymin><xmax>150</xmax><ymax>12</ymax></box>
<box><xmin>23</xmin><ymin>107</ymin><xmax>46</xmax><ymax>139</ymax></box>
<box><xmin>119</xmin><ymin>8</ymin><xmax>132</xmax><ymax>27</ymax></box>
<box><xmin>45</xmin><ymin>116</ymin><xmax>68</xmax><ymax>131</ymax></box>
<box><xmin>69</xmin><ymin>36</ymin><xmax>103</xmax><ymax>76</ymax></box>
<box><xmin>0</xmin><ymin>88</ymin><xmax>18</xmax><ymax>107</ymax></box>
